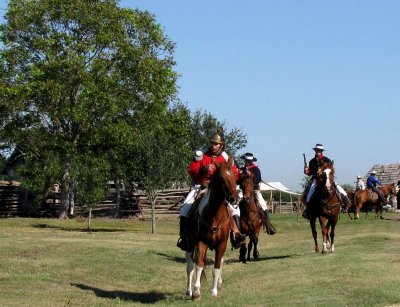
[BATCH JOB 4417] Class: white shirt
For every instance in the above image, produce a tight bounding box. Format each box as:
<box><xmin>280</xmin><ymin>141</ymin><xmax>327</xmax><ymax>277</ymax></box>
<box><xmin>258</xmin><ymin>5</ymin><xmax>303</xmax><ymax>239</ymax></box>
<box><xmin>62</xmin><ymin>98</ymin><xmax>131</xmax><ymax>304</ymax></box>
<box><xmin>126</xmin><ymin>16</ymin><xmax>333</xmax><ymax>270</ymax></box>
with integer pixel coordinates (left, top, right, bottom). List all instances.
<box><xmin>356</xmin><ymin>179</ymin><xmax>366</xmax><ymax>190</ymax></box>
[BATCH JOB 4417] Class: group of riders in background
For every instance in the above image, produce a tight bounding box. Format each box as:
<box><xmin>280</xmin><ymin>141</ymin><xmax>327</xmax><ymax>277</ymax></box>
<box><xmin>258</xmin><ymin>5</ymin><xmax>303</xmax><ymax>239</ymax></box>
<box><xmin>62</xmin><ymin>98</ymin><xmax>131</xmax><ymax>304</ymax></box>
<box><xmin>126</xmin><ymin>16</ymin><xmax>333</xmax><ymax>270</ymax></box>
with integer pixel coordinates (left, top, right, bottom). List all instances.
<box><xmin>176</xmin><ymin>132</ymin><xmax>400</xmax><ymax>252</ymax></box>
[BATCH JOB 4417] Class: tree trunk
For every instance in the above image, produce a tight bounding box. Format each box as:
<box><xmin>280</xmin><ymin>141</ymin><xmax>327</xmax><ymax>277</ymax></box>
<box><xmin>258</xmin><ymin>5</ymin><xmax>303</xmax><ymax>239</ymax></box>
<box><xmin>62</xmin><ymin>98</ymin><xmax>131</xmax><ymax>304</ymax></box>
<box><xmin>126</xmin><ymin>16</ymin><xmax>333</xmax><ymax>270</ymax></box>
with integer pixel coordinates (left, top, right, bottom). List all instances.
<box><xmin>87</xmin><ymin>206</ymin><xmax>92</xmax><ymax>230</ymax></box>
<box><xmin>59</xmin><ymin>160</ymin><xmax>71</xmax><ymax>219</ymax></box>
<box><xmin>114</xmin><ymin>177</ymin><xmax>122</xmax><ymax>218</ymax></box>
<box><xmin>150</xmin><ymin>192</ymin><xmax>157</xmax><ymax>234</ymax></box>
<box><xmin>68</xmin><ymin>181</ymin><xmax>76</xmax><ymax>216</ymax></box>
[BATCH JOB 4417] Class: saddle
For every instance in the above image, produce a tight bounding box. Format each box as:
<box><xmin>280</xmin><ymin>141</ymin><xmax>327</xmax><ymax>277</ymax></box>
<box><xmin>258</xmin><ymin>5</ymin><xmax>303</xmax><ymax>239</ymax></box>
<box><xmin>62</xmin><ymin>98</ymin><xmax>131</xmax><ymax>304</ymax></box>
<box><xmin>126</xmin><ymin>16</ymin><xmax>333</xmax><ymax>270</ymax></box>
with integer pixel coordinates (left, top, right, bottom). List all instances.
<box><xmin>366</xmin><ymin>188</ymin><xmax>380</xmax><ymax>201</ymax></box>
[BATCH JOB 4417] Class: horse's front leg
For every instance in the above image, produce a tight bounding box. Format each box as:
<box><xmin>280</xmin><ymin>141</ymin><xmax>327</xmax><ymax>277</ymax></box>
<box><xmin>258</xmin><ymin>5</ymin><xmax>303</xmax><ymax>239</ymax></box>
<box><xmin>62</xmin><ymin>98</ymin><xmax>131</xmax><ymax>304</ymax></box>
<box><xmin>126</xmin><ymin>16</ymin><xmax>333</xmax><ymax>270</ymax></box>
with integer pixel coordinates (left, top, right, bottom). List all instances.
<box><xmin>330</xmin><ymin>222</ymin><xmax>336</xmax><ymax>253</ymax></box>
<box><xmin>239</xmin><ymin>244</ymin><xmax>247</xmax><ymax>263</ymax></box>
<box><xmin>247</xmin><ymin>239</ymin><xmax>253</xmax><ymax>261</ymax></box>
<box><xmin>320</xmin><ymin>219</ymin><xmax>329</xmax><ymax>254</ymax></box>
<box><xmin>354</xmin><ymin>204</ymin><xmax>360</xmax><ymax>220</ymax></box>
<box><xmin>250</xmin><ymin>234</ymin><xmax>259</xmax><ymax>260</ymax></box>
<box><xmin>185</xmin><ymin>251</ymin><xmax>194</xmax><ymax>299</ymax></box>
<box><xmin>211</xmin><ymin>240</ymin><xmax>227</xmax><ymax>297</ymax></box>
<box><xmin>310</xmin><ymin>217</ymin><xmax>319</xmax><ymax>253</ymax></box>
<box><xmin>378</xmin><ymin>204</ymin><xmax>383</xmax><ymax>219</ymax></box>
<box><xmin>217</xmin><ymin>257</ymin><xmax>223</xmax><ymax>290</ymax></box>
<box><xmin>192</xmin><ymin>243</ymin><xmax>207</xmax><ymax>300</ymax></box>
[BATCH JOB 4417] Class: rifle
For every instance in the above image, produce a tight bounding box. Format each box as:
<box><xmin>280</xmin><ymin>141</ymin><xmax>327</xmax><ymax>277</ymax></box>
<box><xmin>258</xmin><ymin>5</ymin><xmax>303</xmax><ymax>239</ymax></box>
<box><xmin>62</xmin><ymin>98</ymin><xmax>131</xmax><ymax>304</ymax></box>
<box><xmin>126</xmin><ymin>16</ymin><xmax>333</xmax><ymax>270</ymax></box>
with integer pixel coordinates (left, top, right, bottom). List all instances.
<box><xmin>303</xmin><ymin>153</ymin><xmax>307</xmax><ymax>168</ymax></box>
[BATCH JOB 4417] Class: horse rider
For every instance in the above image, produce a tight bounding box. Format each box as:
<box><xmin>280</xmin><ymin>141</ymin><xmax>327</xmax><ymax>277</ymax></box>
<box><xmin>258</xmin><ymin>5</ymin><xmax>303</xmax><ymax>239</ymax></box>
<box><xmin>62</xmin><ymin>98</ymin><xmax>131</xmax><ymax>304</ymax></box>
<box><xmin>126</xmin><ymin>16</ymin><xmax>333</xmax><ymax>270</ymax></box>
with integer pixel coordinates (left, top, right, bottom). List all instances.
<box><xmin>302</xmin><ymin>143</ymin><xmax>352</xmax><ymax>219</ymax></box>
<box><xmin>366</xmin><ymin>170</ymin><xmax>388</xmax><ymax>205</ymax></box>
<box><xmin>239</xmin><ymin>152</ymin><xmax>276</xmax><ymax>235</ymax></box>
<box><xmin>355</xmin><ymin>175</ymin><xmax>366</xmax><ymax>191</ymax></box>
<box><xmin>177</xmin><ymin>129</ymin><xmax>246</xmax><ymax>252</ymax></box>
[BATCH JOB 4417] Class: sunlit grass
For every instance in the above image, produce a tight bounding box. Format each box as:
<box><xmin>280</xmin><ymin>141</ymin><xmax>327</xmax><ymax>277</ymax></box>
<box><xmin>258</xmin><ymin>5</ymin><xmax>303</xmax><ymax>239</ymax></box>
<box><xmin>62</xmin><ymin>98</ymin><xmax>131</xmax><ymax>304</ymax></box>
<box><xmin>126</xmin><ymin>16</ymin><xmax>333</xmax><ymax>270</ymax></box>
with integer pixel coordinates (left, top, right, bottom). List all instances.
<box><xmin>0</xmin><ymin>213</ymin><xmax>400</xmax><ymax>306</ymax></box>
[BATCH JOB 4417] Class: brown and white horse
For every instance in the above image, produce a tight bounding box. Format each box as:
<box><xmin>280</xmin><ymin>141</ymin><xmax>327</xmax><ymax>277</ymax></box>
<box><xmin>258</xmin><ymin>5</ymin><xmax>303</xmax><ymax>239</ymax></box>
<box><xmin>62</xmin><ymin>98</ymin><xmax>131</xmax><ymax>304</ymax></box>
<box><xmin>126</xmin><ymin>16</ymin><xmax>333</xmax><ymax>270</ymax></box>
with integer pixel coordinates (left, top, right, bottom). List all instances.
<box><xmin>185</xmin><ymin>156</ymin><xmax>238</xmax><ymax>299</ymax></box>
<box><xmin>308</xmin><ymin>161</ymin><xmax>341</xmax><ymax>253</ymax></box>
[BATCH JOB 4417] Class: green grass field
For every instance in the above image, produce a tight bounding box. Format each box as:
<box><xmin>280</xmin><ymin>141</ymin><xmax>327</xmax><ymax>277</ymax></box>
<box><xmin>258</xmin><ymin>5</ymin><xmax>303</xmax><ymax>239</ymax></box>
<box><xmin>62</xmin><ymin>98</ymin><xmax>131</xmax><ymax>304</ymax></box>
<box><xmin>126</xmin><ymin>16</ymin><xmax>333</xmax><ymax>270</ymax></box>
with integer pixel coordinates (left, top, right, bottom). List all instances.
<box><xmin>1</xmin><ymin>212</ymin><xmax>400</xmax><ymax>306</ymax></box>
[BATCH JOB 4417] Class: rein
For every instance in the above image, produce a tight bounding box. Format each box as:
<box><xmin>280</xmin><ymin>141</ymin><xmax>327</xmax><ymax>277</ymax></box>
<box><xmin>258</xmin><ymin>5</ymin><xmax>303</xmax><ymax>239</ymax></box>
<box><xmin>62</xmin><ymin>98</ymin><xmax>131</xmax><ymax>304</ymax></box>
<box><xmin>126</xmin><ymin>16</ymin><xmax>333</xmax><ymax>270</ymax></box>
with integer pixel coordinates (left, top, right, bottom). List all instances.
<box><xmin>319</xmin><ymin>188</ymin><xmax>341</xmax><ymax>215</ymax></box>
<box><xmin>199</xmin><ymin>200</ymin><xmax>230</xmax><ymax>236</ymax></box>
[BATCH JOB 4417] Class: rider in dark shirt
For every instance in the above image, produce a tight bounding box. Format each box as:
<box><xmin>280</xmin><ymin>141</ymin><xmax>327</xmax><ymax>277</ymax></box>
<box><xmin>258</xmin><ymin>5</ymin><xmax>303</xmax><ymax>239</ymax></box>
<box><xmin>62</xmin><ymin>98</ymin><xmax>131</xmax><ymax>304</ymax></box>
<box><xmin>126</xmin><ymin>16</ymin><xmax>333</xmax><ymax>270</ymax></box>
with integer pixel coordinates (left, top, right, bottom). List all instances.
<box><xmin>366</xmin><ymin>171</ymin><xmax>388</xmax><ymax>205</ymax></box>
<box><xmin>302</xmin><ymin>143</ymin><xmax>352</xmax><ymax>219</ymax></box>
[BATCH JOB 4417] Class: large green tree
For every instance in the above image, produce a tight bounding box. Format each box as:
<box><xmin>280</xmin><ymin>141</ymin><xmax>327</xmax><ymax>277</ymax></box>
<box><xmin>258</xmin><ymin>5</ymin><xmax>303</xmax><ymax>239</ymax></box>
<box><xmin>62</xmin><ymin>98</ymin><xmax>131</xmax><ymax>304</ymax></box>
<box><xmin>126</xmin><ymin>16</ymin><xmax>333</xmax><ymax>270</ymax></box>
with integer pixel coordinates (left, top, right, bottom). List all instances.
<box><xmin>0</xmin><ymin>0</ymin><xmax>181</xmax><ymax>218</ymax></box>
<box><xmin>189</xmin><ymin>110</ymin><xmax>247</xmax><ymax>159</ymax></box>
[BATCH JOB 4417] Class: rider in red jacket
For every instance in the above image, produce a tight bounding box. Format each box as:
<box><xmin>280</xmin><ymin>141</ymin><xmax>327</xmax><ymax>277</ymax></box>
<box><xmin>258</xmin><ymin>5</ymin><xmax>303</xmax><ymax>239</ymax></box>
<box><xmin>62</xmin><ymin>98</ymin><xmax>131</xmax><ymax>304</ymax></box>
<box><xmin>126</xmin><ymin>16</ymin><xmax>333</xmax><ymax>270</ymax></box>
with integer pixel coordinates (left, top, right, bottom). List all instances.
<box><xmin>177</xmin><ymin>130</ymin><xmax>245</xmax><ymax>251</ymax></box>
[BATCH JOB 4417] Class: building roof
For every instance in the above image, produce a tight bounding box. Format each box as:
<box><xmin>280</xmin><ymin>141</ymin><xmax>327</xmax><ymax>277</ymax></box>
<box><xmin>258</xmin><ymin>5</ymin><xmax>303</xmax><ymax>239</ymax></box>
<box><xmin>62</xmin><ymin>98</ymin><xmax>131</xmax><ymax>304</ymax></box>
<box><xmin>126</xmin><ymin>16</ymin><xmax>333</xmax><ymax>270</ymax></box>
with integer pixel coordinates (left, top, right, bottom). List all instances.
<box><xmin>365</xmin><ymin>163</ymin><xmax>400</xmax><ymax>184</ymax></box>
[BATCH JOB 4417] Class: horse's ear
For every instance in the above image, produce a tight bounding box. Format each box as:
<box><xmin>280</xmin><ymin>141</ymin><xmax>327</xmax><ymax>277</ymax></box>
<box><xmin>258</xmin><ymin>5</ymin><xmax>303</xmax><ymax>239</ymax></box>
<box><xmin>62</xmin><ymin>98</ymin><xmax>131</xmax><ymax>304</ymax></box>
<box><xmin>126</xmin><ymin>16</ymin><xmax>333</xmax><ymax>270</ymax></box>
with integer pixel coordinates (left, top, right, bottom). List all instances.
<box><xmin>332</xmin><ymin>160</ymin><xmax>334</xmax><ymax>165</ymax></box>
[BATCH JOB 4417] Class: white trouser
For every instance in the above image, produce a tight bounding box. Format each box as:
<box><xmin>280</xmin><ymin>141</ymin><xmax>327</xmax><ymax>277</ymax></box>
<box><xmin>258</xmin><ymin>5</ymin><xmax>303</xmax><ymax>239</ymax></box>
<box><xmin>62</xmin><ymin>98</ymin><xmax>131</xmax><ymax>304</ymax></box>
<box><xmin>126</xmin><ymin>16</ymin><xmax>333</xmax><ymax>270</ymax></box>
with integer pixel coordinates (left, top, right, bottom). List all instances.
<box><xmin>180</xmin><ymin>185</ymin><xmax>240</xmax><ymax>217</ymax></box>
<box><xmin>254</xmin><ymin>190</ymin><xmax>268</xmax><ymax>211</ymax></box>
<box><xmin>179</xmin><ymin>185</ymin><xmax>201</xmax><ymax>217</ymax></box>
<box><xmin>306</xmin><ymin>179</ymin><xmax>347</xmax><ymax>203</ymax></box>
<box><xmin>306</xmin><ymin>179</ymin><xmax>317</xmax><ymax>203</ymax></box>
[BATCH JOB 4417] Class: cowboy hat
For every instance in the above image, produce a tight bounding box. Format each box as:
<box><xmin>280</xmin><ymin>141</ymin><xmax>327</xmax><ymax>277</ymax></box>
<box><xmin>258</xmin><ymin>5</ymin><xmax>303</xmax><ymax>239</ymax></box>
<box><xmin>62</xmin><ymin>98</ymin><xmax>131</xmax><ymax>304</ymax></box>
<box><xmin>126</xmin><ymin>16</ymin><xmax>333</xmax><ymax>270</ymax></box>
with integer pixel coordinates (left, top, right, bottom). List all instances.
<box><xmin>241</xmin><ymin>152</ymin><xmax>257</xmax><ymax>162</ymax></box>
<box><xmin>312</xmin><ymin>143</ymin><xmax>325</xmax><ymax>151</ymax></box>
<box><xmin>370</xmin><ymin>170</ymin><xmax>376</xmax><ymax>175</ymax></box>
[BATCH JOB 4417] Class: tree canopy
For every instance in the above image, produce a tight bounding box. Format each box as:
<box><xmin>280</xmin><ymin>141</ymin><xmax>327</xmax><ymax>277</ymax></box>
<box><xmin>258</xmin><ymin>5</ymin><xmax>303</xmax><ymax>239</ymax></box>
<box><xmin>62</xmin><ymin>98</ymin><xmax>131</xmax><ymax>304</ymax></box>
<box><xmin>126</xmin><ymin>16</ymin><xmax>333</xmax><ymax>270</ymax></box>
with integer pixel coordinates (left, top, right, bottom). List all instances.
<box><xmin>0</xmin><ymin>0</ymin><xmax>184</xmax><ymax>217</ymax></box>
<box><xmin>0</xmin><ymin>0</ymin><xmax>247</xmax><ymax>221</ymax></box>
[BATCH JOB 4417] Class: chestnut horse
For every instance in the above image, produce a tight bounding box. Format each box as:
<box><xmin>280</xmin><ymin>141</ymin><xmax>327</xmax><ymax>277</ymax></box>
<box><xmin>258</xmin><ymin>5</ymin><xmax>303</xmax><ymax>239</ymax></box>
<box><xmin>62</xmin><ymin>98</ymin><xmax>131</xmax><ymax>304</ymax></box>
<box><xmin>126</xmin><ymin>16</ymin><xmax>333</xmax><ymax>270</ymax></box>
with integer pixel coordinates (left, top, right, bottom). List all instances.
<box><xmin>307</xmin><ymin>161</ymin><xmax>341</xmax><ymax>253</ymax></box>
<box><xmin>353</xmin><ymin>183</ymin><xmax>396</xmax><ymax>219</ymax></box>
<box><xmin>185</xmin><ymin>156</ymin><xmax>239</xmax><ymax>299</ymax></box>
<box><xmin>238</xmin><ymin>172</ymin><xmax>262</xmax><ymax>263</ymax></box>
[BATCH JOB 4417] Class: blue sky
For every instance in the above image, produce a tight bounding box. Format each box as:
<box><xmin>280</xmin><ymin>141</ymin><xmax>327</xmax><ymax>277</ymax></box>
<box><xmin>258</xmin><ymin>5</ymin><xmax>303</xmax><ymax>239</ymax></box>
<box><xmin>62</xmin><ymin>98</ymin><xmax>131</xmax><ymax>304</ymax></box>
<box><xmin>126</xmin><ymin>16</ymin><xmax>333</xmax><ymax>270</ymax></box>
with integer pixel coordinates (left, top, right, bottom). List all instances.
<box><xmin>2</xmin><ymin>1</ymin><xmax>399</xmax><ymax>191</ymax></box>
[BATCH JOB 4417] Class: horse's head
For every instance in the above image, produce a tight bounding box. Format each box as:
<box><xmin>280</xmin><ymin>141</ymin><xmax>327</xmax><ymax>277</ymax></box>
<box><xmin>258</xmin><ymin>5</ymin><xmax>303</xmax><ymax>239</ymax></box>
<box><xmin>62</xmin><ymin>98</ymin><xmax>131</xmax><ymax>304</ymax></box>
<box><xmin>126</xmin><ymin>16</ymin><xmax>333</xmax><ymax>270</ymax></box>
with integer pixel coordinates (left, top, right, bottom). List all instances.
<box><xmin>214</xmin><ymin>156</ymin><xmax>239</xmax><ymax>205</ymax></box>
<box><xmin>316</xmin><ymin>161</ymin><xmax>335</xmax><ymax>196</ymax></box>
<box><xmin>240</xmin><ymin>171</ymin><xmax>254</xmax><ymax>203</ymax></box>
<box><xmin>390</xmin><ymin>183</ymin><xmax>396</xmax><ymax>196</ymax></box>
<box><xmin>381</xmin><ymin>183</ymin><xmax>397</xmax><ymax>199</ymax></box>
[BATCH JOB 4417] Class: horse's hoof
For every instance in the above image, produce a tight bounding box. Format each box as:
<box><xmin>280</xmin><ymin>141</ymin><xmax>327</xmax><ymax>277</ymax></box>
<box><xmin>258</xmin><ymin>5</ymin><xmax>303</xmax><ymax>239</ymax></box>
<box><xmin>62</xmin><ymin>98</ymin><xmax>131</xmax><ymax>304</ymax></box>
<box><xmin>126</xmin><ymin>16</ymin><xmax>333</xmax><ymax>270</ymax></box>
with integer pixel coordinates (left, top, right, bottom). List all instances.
<box><xmin>212</xmin><ymin>289</ymin><xmax>218</xmax><ymax>297</ymax></box>
<box><xmin>191</xmin><ymin>291</ymin><xmax>200</xmax><ymax>300</ymax></box>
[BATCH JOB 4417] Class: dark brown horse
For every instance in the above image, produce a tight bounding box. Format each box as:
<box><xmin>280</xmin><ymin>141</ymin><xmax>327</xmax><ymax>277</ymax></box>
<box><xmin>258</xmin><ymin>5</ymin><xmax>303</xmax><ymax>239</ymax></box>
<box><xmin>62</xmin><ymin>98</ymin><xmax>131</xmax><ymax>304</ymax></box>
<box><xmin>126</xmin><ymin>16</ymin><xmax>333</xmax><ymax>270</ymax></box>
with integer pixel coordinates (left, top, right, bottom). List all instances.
<box><xmin>185</xmin><ymin>156</ymin><xmax>238</xmax><ymax>299</ymax></box>
<box><xmin>238</xmin><ymin>172</ymin><xmax>262</xmax><ymax>263</ymax></box>
<box><xmin>353</xmin><ymin>183</ymin><xmax>396</xmax><ymax>219</ymax></box>
<box><xmin>307</xmin><ymin>161</ymin><xmax>341</xmax><ymax>253</ymax></box>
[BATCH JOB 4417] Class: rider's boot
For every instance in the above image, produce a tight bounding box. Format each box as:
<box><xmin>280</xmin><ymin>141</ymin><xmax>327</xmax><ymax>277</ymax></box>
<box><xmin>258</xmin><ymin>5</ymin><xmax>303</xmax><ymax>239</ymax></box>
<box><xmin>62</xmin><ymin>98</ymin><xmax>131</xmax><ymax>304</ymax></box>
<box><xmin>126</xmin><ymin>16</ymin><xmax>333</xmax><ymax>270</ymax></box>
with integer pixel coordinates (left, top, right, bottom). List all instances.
<box><xmin>230</xmin><ymin>215</ymin><xmax>246</xmax><ymax>249</ymax></box>
<box><xmin>177</xmin><ymin>216</ymin><xmax>191</xmax><ymax>252</ymax></box>
<box><xmin>302</xmin><ymin>203</ymin><xmax>310</xmax><ymax>220</ymax></box>
<box><xmin>263</xmin><ymin>210</ymin><xmax>276</xmax><ymax>235</ymax></box>
<box><xmin>340</xmin><ymin>194</ymin><xmax>353</xmax><ymax>211</ymax></box>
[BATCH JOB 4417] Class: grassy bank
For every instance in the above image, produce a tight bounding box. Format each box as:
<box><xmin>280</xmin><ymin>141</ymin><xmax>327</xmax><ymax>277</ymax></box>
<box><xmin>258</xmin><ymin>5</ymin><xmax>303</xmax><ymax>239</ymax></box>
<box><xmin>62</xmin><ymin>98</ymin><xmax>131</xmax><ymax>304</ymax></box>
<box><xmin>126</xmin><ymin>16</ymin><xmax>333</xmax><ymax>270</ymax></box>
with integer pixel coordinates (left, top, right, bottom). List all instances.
<box><xmin>1</xmin><ymin>213</ymin><xmax>400</xmax><ymax>306</ymax></box>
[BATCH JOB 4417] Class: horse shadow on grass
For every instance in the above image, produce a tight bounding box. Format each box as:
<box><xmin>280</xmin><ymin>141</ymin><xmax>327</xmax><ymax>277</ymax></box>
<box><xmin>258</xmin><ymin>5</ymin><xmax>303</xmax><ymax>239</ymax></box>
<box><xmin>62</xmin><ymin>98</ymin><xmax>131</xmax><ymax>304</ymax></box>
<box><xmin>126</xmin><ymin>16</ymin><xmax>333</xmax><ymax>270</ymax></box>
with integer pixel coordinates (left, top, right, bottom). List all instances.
<box><xmin>224</xmin><ymin>254</ymin><xmax>296</xmax><ymax>264</ymax></box>
<box><xmin>71</xmin><ymin>283</ymin><xmax>168</xmax><ymax>304</ymax></box>
<box><xmin>155</xmin><ymin>252</ymin><xmax>187</xmax><ymax>264</ymax></box>
<box><xmin>155</xmin><ymin>251</ymin><xmax>297</xmax><ymax>265</ymax></box>
<box><xmin>31</xmin><ymin>223</ymin><xmax>127</xmax><ymax>233</ymax></box>
<box><xmin>381</xmin><ymin>216</ymin><xmax>400</xmax><ymax>221</ymax></box>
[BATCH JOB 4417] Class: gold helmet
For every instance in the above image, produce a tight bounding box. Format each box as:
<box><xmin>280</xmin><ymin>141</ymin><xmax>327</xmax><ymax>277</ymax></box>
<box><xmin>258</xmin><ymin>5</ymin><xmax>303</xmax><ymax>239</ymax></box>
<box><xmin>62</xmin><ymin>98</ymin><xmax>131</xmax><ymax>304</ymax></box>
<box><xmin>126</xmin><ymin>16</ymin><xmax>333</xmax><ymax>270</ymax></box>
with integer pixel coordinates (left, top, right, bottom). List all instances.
<box><xmin>210</xmin><ymin>128</ymin><xmax>225</xmax><ymax>145</ymax></box>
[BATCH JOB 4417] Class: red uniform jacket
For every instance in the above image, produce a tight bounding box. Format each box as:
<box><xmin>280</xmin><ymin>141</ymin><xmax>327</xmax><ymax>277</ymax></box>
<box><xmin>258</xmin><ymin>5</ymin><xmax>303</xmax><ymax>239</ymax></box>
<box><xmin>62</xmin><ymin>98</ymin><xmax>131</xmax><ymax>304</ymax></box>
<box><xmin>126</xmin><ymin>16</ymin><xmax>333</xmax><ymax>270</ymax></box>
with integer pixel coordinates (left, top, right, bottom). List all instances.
<box><xmin>188</xmin><ymin>150</ymin><xmax>238</xmax><ymax>185</ymax></box>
